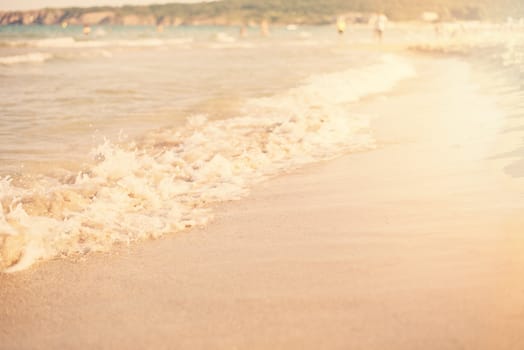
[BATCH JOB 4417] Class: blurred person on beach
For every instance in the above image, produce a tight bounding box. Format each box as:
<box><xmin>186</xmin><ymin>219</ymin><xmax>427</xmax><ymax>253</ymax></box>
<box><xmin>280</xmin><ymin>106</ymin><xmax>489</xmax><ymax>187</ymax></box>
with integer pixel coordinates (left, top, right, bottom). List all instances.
<box><xmin>370</xmin><ymin>13</ymin><xmax>387</xmax><ymax>42</ymax></box>
<box><xmin>336</xmin><ymin>16</ymin><xmax>346</xmax><ymax>35</ymax></box>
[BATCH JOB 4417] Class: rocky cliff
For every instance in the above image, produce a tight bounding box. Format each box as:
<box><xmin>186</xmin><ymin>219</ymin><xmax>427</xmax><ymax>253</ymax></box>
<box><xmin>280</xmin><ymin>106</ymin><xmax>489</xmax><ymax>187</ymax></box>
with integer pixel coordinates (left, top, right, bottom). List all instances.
<box><xmin>0</xmin><ymin>9</ymin><xmax>191</xmax><ymax>26</ymax></box>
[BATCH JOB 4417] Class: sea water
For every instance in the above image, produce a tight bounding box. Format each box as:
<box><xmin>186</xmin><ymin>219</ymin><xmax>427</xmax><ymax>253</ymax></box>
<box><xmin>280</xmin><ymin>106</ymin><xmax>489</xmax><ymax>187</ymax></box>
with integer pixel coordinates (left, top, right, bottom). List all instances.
<box><xmin>0</xmin><ymin>23</ymin><xmax>521</xmax><ymax>271</ymax></box>
<box><xmin>471</xmin><ymin>34</ymin><xmax>524</xmax><ymax>177</ymax></box>
<box><xmin>411</xmin><ymin>24</ymin><xmax>524</xmax><ymax>176</ymax></box>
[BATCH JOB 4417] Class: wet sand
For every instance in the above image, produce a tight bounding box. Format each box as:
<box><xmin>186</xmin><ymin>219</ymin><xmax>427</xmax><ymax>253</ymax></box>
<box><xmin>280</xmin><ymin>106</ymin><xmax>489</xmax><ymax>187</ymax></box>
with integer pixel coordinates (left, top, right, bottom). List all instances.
<box><xmin>1</xmin><ymin>55</ymin><xmax>524</xmax><ymax>349</ymax></box>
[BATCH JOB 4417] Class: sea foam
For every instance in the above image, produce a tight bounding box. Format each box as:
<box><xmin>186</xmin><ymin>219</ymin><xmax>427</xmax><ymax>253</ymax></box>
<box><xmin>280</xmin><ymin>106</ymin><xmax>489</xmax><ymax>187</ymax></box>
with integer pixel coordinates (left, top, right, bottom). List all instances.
<box><xmin>1</xmin><ymin>37</ymin><xmax>191</xmax><ymax>49</ymax></box>
<box><xmin>0</xmin><ymin>54</ymin><xmax>415</xmax><ymax>272</ymax></box>
<box><xmin>0</xmin><ymin>52</ymin><xmax>53</xmax><ymax>65</ymax></box>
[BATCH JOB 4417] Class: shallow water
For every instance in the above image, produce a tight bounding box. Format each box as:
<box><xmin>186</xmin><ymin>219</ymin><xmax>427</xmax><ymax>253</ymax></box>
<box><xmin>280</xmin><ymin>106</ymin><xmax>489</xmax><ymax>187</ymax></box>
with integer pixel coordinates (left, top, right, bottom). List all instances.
<box><xmin>0</xmin><ymin>25</ymin><xmax>378</xmax><ymax>174</ymax></box>
<box><xmin>0</xmin><ymin>24</ymin><xmax>420</xmax><ymax>270</ymax></box>
<box><xmin>470</xmin><ymin>38</ymin><xmax>524</xmax><ymax>177</ymax></box>
<box><xmin>0</xmin><ymin>23</ymin><xmax>522</xmax><ymax>271</ymax></box>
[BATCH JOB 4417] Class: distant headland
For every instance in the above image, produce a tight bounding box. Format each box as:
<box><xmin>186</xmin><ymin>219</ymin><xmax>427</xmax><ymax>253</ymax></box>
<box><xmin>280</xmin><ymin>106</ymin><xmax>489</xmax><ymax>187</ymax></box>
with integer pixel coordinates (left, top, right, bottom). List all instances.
<box><xmin>1</xmin><ymin>0</ymin><xmax>523</xmax><ymax>26</ymax></box>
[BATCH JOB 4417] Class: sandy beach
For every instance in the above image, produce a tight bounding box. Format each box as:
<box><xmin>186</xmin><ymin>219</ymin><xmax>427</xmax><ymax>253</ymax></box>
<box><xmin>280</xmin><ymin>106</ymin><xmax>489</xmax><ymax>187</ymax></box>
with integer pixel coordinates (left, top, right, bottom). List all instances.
<box><xmin>1</xmin><ymin>52</ymin><xmax>524</xmax><ymax>349</ymax></box>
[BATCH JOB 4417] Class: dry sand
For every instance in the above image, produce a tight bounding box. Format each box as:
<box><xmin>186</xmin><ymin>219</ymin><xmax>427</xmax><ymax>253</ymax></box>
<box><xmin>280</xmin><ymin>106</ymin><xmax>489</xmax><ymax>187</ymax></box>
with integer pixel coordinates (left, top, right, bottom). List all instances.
<box><xmin>1</xmin><ymin>55</ymin><xmax>524</xmax><ymax>349</ymax></box>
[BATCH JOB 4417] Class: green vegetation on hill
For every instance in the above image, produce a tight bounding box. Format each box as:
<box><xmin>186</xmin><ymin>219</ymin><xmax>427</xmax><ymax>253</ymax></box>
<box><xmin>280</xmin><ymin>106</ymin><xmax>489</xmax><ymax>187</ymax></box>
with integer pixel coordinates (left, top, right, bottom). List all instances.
<box><xmin>129</xmin><ymin>0</ymin><xmax>524</xmax><ymax>23</ymax></box>
<box><xmin>136</xmin><ymin>0</ymin><xmax>524</xmax><ymax>22</ymax></box>
<box><xmin>2</xmin><ymin>0</ymin><xmax>524</xmax><ymax>26</ymax></box>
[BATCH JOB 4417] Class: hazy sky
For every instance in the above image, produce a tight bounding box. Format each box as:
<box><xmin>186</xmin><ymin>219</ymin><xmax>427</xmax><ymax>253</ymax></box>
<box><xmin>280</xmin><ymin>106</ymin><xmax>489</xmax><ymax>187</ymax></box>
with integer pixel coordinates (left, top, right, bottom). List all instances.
<box><xmin>1</xmin><ymin>0</ymin><xmax>212</xmax><ymax>11</ymax></box>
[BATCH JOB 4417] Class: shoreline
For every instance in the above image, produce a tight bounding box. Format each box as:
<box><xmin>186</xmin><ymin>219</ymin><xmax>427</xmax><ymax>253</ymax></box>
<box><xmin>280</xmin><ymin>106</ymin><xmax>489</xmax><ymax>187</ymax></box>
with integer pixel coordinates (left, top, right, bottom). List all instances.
<box><xmin>1</xmin><ymin>53</ymin><xmax>524</xmax><ymax>349</ymax></box>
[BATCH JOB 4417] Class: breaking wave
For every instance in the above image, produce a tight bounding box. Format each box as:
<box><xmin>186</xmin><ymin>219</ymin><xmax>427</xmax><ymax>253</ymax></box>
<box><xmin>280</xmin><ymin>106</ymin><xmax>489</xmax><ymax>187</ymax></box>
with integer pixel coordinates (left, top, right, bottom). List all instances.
<box><xmin>0</xmin><ymin>54</ymin><xmax>416</xmax><ymax>272</ymax></box>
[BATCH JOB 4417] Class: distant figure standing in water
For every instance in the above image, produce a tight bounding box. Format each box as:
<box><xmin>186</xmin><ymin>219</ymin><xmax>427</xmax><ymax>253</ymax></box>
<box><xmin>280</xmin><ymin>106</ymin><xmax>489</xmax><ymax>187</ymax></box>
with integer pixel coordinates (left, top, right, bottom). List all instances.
<box><xmin>370</xmin><ymin>13</ymin><xmax>387</xmax><ymax>42</ymax></box>
<box><xmin>83</xmin><ymin>24</ymin><xmax>91</xmax><ymax>36</ymax></box>
<box><xmin>260</xmin><ymin>20</ymin><xmax>270</xmax><ymax>37</ymax></box>
<box><xmin>336</xmin><ymin>16</ymin><xmax>346</xmax><ymax>35</ymax></box>
<box><xmin>239</xmin><ymin>24</ymin><xmax>247</xmax><ymax>38</ymax></box>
